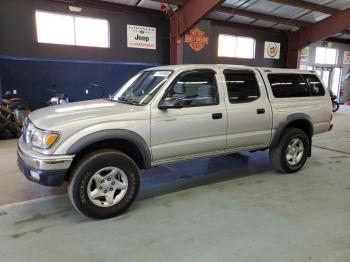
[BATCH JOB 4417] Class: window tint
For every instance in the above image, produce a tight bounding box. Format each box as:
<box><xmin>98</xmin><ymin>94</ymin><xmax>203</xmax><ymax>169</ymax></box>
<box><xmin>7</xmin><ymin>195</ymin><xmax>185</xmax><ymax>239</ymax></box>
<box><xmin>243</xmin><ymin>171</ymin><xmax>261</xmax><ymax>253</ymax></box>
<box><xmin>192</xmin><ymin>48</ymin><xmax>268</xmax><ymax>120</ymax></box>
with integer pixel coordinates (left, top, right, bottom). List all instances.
<box><xmin>224</xmin><ymin>70</ymin><xmax>260</xmax><ymax>103</ymax></box>
<box><xmin>302</xmin><ymin>74</ymin><xmax>325</xmax><ymax>96</ymax></box>
<box><xmin>268</xmin><ymin>74</ymin><xmax>311</xmax><ymax>98</ymax></box>
<box><xmin>165</xmin><ymin>70</ymin><xmax>219</xmax><ymax>107</ymax></box>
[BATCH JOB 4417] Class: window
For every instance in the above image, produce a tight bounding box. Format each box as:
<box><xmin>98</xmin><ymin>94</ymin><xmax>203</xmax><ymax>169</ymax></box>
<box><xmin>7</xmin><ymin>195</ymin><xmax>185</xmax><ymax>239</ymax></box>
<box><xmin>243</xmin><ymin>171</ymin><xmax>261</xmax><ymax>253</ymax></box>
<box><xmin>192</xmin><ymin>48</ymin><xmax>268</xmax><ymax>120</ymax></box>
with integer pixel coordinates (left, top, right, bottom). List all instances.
<box><xmin>218</xmin><ymin>34</ymin><xmax>255</xmax><ymax>59</ymax></box>
<box><xmin>35</xmin><ymin>10</ymin><xmax>109</xmax><ymax>48</ymax></box>
<box><xmin>302</xmin><ymin>74</ymin><xmax>325</xmax><ymax>96</ymax></box>
<box><xmin>113</xmin><ymin>70</ymin><xmax>173</xmax><ymax>105</ymax></box>
<box><xmin>315</xmin><ymin>47</ymin><xmax>338</xmax><ymax>64</ymax></box>
<box><xmin>268</xmin><ymin>74</ymin><xmax>310</xmax><ymax>98</ymax></box>
<box><xmin>164</xmin><ymin>70</ymin><xmax>219</xmax><ymax>107</ymax></box>
<box><xmin>224</xmin><ymin>70</ymin><xmax>260</xmax><ymax>103</ymax></box>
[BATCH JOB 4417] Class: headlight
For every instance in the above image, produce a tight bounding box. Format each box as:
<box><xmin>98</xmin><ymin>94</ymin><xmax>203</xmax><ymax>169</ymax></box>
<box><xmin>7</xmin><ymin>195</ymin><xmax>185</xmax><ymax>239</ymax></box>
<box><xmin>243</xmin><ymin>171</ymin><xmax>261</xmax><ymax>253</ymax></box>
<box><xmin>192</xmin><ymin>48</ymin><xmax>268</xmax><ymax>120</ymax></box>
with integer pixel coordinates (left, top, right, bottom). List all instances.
<box><xmin>26</xmin><ymin>123</ymin><xmax>60</xmax><ymax>149</ymax></box>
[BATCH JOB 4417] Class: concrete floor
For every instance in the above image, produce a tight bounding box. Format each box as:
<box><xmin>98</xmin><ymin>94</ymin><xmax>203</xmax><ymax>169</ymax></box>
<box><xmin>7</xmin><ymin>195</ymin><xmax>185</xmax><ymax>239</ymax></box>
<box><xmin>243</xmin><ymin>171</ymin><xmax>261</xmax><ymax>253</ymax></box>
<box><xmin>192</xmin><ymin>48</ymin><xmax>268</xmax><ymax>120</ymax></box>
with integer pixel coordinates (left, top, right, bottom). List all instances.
<box><xmin>0</xmin><ymin>107</ymin><xmax>350</xmax><ymax>262</ymax></box>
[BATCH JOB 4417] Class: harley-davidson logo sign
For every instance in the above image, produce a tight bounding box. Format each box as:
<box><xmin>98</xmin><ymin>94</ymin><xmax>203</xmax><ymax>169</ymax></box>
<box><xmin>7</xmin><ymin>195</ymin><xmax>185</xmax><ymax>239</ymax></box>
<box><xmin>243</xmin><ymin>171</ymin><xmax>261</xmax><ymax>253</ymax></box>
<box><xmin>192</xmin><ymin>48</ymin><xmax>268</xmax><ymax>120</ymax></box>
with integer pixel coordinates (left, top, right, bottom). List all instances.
<box><xmin>185</xmin><ymin>28</ymin><xmax>209</xmax><ymax>52</ymax></box>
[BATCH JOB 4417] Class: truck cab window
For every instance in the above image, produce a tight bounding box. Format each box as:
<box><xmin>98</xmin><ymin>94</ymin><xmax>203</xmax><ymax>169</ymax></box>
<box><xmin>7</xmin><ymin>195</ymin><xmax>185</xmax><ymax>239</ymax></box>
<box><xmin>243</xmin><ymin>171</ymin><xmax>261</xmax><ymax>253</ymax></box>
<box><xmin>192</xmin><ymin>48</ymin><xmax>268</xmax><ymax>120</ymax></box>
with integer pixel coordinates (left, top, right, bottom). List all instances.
<box><xmin>165</xmin><ymin>70</ymin><xmax>219</xmax><ymax>107</ymax></box>
<box><xmin>224</xmin><ymin>70</ymin><xmax>260</xmax><ymax>103</ymax></box>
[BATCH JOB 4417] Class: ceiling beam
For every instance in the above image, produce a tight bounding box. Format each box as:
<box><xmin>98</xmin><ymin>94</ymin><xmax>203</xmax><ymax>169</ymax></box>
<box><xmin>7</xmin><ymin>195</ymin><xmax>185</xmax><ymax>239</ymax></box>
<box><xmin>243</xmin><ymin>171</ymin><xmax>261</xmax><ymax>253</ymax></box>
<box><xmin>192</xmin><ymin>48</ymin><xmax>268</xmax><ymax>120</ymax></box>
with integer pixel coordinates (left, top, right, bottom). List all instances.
<box><xmin>216</xmin><ymin>6</ymin><xmax>310</xmax><ymax>27</ymax></box>
<box><xmin>66</xmin><ymin>0</ymin><xmax>163</xmax><ymax>16</ymax></box>
<box><xmin>170</xmin><ymin>0</ymin><xmax>224</xmax><ymax>64</ymax></box>
<box><xmin>175</xmin><ymin>0</ymin><xmax>225</xmax><ymax>36</ymax></box>
<box><xmin>268</xmin><ymin>0</ymin><xmax>339</xmax><ymax>14</ymax></box>
<box><xmin>290</xmin><ymin>7</ymin><xmax>350</xmax><ymax>49</ymax></box>
<box><xmin>287</xmin><ymin>7</ymin><xmax>350</xmax><ymax>68</ymax></box>
<box><xmin>154</xmin><ymin>0</ymin><xmax>310</xmax><ymax>28</ymax></box>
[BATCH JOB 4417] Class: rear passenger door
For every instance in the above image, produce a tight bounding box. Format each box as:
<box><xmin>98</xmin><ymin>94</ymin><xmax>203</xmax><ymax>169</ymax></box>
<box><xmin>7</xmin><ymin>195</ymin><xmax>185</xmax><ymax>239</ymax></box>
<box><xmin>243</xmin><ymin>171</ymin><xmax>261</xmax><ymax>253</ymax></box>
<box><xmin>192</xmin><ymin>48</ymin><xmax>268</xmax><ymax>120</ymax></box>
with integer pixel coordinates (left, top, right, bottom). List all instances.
<box><xmin>221</xmin><ymin>69</ymin><xmax>273</xmax><ymax>150</ymax></box>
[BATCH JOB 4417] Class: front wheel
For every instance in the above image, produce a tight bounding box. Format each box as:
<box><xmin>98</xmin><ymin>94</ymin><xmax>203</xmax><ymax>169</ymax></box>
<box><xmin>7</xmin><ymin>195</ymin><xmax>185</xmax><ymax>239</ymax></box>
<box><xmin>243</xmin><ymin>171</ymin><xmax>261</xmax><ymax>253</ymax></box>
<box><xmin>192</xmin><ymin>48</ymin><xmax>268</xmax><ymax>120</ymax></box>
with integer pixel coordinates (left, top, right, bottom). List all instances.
<box><xmin>270</xmin><ymin>128</ymin><xmax>310</xmax><ymax>173</ymax></box>
<box><xmin>68</xmin><ymin>149</ymin><xmax>140</xmax><ymax>219</ymax></box>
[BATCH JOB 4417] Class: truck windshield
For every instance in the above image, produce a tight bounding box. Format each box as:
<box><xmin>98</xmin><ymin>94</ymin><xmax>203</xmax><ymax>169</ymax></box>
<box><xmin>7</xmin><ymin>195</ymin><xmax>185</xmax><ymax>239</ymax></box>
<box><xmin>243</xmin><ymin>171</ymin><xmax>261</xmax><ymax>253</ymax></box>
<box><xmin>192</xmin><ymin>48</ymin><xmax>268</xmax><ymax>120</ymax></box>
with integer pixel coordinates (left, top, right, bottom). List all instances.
<box><xmin>113</xmin><ymin>70</ymin><xmax>173</xmax><ymax>105</ymax></box>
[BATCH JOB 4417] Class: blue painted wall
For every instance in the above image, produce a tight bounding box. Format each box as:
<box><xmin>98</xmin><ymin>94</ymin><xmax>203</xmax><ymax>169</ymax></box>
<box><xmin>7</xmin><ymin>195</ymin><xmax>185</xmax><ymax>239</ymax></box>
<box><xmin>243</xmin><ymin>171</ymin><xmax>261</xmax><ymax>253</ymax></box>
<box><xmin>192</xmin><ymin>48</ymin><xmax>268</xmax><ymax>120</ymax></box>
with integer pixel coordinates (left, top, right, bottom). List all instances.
<box><xmin>0</xmin><ymin>57</ymin><xmax>156</xmax><ymax>109</ymax></box>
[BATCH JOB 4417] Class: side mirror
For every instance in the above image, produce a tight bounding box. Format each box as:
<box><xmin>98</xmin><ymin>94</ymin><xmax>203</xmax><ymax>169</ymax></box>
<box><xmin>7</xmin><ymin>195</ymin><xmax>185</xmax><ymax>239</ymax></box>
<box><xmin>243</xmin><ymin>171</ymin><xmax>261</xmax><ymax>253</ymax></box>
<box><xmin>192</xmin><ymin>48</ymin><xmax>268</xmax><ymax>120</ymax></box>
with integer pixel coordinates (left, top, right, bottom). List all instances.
<box><xmin>158</xmin><ymin>97</ymin><xmax>183</xmax><ymax>110</ymax></box>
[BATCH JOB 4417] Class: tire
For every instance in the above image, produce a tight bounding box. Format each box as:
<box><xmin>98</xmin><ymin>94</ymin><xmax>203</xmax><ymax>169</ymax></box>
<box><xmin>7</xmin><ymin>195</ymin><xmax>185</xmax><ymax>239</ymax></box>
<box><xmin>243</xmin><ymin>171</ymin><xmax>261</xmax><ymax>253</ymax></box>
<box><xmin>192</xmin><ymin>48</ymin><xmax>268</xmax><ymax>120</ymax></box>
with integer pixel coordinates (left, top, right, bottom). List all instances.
<box><xmin>332</xmin><ymin>101</ymin><xmax>339</xmax><ymax>112</ymax></box>
<box><xmin>68</xmin><ymin>149</ymin><xmax>140</xmax><ymax>219</ymax></box>
<box><xmin>269</xmin><ymin>128</ymin><xmax>310</xmax><ymax>173</ymax></box>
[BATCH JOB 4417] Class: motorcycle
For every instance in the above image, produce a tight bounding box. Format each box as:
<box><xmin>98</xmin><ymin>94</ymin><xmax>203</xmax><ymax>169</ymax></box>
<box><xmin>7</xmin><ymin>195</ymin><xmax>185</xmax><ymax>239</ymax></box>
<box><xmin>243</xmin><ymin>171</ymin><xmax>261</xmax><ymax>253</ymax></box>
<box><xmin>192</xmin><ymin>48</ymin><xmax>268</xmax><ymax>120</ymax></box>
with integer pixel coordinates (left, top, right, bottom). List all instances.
<box><xmin>329</xmin><ymin>90</ymin><xmax>340</xmax><ymax>112</ymax></box>
<box><xmin>0</xmin><ymin>91</ymin><xmax>31</xmax><ymax>138</ymax></box>
<box><xmin>46</xmin><ymin>83</ymin><xmax>69</xmax><ymax>106</ymax></box>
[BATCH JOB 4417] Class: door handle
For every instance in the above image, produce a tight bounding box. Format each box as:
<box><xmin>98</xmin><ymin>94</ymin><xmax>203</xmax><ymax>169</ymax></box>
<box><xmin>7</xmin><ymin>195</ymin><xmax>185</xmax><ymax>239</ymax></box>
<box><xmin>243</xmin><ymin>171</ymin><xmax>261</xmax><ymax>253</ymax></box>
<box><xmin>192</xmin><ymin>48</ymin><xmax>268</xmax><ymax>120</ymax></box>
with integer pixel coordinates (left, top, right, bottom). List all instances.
<box><xmin>212</xmin><ymin>113</ymin><xmax>222</xmax><ymax>120</ymax></box>
<box><xmin>257</xmin><ymin>108</ymin><xmax>265</xmax><ymax>114</ymax></box>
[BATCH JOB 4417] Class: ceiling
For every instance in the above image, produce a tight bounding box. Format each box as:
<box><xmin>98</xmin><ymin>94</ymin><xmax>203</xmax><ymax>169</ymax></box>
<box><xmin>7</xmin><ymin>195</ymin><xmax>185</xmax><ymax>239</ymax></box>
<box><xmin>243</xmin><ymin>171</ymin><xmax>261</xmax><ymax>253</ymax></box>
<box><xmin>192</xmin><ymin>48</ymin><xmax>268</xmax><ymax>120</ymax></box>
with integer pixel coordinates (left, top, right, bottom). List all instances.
<box><xmin>101</xmin><ymin>0</ymin><xmax>350</xmax><ymax>40</ymax></box>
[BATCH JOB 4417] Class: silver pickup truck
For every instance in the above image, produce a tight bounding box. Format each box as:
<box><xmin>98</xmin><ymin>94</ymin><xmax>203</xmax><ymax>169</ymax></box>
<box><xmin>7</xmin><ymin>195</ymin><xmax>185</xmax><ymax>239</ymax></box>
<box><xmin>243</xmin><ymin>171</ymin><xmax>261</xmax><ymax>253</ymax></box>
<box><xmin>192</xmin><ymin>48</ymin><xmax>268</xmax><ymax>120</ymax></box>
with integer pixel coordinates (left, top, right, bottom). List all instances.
<box><xmin>17</xmin><ymin>64</ymin><xmax>333</xmax><ymax>219</ymax></box>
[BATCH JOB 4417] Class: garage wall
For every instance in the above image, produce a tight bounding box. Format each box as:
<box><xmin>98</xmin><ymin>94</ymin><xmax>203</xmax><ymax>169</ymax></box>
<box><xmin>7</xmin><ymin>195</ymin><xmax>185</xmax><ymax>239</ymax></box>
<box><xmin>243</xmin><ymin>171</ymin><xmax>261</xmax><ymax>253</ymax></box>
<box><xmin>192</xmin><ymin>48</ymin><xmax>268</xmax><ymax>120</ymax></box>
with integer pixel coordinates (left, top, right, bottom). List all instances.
<box><xmin>0</xmin><ymin>0</ymin><xmax>169</xmax><ymax>63</ymax></box>
<box><xmin>0</xmin><ymin>0</ymin><xmax>168</xmax><ymax>109</ymax></box>
<box><xmin>183</xmin><ymin>20</ymin><xmax>288</xmax><ymax>68</ymax></box>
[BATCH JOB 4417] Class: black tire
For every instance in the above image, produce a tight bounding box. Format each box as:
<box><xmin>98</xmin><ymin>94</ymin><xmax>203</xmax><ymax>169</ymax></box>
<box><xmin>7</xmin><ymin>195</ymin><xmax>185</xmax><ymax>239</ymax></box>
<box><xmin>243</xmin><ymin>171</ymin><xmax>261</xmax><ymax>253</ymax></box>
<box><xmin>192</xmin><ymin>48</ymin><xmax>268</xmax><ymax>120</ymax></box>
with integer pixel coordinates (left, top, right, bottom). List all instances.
<box><xmin>0</xmin><ymin>115</ymin><xmax>21</xmax><ymax>138</ymax></box>
<box><xmin>332</xmin><ymin>101</ymin><xmax>339</xmax><ymax>112</ymax></box>
<box><xmin>269</xmin><ymin>128</ymin><xmax>310</xmax><ymax>173</ymax></box>
<box><xmin>68</xmin><ymin>149</ymin><xmax>140</xmax><ymax>219</ymax></box>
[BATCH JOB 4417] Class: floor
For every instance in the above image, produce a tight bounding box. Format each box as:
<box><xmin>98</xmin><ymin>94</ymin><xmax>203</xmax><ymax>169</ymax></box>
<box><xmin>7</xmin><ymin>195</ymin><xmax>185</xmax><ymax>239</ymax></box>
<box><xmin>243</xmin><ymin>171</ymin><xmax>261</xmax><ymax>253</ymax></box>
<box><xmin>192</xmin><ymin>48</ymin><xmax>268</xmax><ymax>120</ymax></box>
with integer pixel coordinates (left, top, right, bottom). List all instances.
<box><xmin>0</xmin><ymin>107</ymin><xmax>350</xmax><ymax>262</ymax></box>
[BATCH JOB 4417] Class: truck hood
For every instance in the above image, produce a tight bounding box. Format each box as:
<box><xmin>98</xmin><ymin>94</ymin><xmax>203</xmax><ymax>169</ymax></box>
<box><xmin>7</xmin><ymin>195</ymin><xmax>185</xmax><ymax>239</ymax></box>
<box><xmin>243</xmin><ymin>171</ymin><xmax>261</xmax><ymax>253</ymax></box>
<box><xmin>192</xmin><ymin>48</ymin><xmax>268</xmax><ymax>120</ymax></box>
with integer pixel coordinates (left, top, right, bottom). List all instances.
<box><xmin>28</xmin><ymin>99</ymin><xmax>149</xmax><ymax>130</ymax></box>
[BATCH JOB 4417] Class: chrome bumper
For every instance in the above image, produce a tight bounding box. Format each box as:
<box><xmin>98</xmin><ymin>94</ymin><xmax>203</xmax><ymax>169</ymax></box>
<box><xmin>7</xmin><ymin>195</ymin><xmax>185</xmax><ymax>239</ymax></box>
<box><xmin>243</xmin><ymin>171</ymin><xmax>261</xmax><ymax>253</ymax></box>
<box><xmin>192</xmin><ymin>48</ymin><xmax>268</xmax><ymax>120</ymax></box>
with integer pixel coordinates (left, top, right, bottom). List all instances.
<box><xmin>17</xmin><ymin>146</ymin><xmax>74</xmax><ymax>171</ymax></box>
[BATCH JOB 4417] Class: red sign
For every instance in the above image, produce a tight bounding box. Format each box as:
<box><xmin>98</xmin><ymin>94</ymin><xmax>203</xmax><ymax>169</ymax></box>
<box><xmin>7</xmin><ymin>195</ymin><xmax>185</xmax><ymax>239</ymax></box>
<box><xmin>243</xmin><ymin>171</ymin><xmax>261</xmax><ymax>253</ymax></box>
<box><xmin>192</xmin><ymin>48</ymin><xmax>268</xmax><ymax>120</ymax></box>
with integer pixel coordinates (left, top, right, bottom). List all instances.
<box><xmin>185</xmin><ymin>28</ymin><xmax>209</xmax><ymax>52</ymax></box>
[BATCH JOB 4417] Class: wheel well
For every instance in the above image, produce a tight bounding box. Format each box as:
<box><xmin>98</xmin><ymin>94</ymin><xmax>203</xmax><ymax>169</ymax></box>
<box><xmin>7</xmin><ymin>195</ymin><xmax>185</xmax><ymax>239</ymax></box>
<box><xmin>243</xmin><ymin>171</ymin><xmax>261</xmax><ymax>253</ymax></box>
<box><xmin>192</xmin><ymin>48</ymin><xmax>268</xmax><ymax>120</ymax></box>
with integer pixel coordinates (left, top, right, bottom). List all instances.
<box><xmin>68</xmin><ymin>139</ymin><xmax>146</xmax><ymax>174</ymax></box>
<box><xmin>285</xmin><ymin>119</ymin><xmax>313</xmax><ymax>139</ymax></box>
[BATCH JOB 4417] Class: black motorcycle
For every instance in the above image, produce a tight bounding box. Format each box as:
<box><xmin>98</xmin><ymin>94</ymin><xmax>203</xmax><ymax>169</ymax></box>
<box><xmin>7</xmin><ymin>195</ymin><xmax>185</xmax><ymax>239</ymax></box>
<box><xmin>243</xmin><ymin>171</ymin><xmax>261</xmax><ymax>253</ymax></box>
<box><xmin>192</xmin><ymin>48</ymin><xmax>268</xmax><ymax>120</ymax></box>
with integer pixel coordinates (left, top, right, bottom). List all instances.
<box><xmin>46</xmin><ymin>83</ymin><xmax>69</xmax><ymax>106</ymax></box>
<box><xmin>329</xmin><ymin>90</ymin><xmax>340</xmax><ymax>112</ymax></box>
<box><xmin>0</xmin><ymin>91</ymin><xmax>31</xmax><ymax>138</ymax></box>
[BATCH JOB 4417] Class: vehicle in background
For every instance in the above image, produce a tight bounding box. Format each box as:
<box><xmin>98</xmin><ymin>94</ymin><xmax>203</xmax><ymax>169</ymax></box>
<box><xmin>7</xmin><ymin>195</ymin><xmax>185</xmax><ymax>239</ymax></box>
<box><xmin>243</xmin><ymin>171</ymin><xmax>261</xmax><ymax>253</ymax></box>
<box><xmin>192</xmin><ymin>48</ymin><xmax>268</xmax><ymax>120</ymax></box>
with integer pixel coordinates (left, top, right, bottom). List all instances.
<box><xmin>46</xmin><ymin>83</ymin><xmax>69</xmax><ymax>106</ymax></box>
<box><xmin>17</xmin><ymin>65</ymin><xmax>333</xmax><ymax>219</ymax></box>
<box><xmin>1</xmin><ymin>91</ymin><xmax>30</xmax><ymax>138</ymax></box>
<box><xmin>329</xmin><ymin>89</ymin><xmax>339</xmax><ymax>112</ymax></box>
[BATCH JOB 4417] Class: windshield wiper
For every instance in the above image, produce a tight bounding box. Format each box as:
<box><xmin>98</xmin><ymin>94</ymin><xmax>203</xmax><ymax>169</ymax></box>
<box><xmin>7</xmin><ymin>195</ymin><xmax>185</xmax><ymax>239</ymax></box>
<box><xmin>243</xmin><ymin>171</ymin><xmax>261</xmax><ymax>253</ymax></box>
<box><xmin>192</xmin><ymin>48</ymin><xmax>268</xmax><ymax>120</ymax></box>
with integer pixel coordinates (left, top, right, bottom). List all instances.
<box><xmin>114</xmin><ymin>97</ymin><xmax>143</xmax><ymax>106</ymax></box>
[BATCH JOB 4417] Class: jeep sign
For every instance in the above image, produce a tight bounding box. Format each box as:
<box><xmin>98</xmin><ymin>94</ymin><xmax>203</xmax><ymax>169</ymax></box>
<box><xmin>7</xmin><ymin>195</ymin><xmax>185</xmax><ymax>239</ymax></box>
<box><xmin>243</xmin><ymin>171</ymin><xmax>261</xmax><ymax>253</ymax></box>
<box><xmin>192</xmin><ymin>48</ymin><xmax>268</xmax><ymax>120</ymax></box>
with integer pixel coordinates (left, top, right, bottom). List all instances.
<box><xmin>127</xmin><ymin>25</ymin><xmax>156</xmax><ymax>50</ymax></box>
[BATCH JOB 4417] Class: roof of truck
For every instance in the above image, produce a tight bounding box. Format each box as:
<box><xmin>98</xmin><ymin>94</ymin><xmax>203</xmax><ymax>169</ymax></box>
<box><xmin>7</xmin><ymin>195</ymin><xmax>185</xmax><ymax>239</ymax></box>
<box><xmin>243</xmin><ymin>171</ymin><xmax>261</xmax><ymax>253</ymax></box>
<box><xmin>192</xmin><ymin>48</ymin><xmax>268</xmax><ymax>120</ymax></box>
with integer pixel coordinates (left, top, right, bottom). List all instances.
<box><xmin>147</xmin><ymin>64</ymin><xmax>316</xmax><ymax>75</ymax></box>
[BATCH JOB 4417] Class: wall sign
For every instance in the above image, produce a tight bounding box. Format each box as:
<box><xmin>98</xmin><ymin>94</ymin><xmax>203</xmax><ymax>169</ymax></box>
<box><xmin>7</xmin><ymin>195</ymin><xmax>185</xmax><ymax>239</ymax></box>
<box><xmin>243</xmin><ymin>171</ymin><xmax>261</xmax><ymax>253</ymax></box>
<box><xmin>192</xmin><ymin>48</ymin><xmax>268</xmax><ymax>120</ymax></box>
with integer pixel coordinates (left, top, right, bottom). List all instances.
<box><xmin>127</xmin><ymin>24</ymin><xmax>156</xmax><ymax>50</ymax></box>
<box><xmin>343</xmin><ymin>51</ymin><xmax>350</xmax><ymax>64</ymax></box>
<box><xmin>185</xmin><ymin>28</ymin><xmax>209</xmax><ymax>52</ymax></box>
<box><xmin>300</xmin><ymin>47</ymin><xmax>310</xmax><ymax>61</ymax></box>
<box><xmin>264</xmin><ymin>41</ymin><xmax>281</xmax><ymax>59</ymax></box>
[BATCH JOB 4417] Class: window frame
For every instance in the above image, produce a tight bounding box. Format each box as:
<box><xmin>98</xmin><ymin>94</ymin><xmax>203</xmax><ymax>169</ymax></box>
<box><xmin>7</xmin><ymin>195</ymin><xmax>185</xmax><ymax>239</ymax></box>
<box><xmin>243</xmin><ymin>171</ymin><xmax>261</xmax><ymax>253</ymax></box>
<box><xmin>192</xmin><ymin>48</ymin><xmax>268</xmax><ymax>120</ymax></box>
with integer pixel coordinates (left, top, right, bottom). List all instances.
<box><xmin>223</xmin><ymin>69</ymin><xmax>261</xmax><ymax>104</ymax></box>
<box><xmin>315</xmin><ymin>46</ymin><xmax>338</xmax><ymax>65</ymax></box>
<box><xmin>218</xmin><ymin>34</ymin><xmax>256</xmax><ymax>59</ymax></box>
<box><xmin>35</xmin><ymin>10</ymin><xmax>110</xmax><ymax>48</ymax></box>
<box><xmin>160</xmin><ymin>69</ymin><xmax>220</xmax><ymax>108</ymax></box>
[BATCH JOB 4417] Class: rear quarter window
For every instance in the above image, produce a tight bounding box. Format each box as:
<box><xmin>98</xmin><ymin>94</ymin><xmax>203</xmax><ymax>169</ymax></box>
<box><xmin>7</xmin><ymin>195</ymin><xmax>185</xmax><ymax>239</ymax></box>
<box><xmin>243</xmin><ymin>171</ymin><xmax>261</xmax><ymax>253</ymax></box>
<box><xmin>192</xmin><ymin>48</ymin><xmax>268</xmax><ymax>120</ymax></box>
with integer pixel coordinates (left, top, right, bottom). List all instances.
<box><xmin>267</xmin><ymin>74</ymin><xmax>310</xmax><ymax>98</ymax></box>
<box><xmin>302</xmin><ymin>74</ymin><xmax>325</xmax><ymax>96</ymax></box>
<box><xmin>268</xmin><ymin>73</ymin><xmax>326</xmax><ymax>98</ymax></box>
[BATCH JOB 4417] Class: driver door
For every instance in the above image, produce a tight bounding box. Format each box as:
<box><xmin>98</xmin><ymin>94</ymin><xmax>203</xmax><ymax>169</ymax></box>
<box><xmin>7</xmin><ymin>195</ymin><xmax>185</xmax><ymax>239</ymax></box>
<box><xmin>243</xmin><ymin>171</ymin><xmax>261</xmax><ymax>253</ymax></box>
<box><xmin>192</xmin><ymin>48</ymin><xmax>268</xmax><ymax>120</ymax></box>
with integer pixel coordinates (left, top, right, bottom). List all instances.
<box><xmin>150</xmin><ymin>69</ymin><xmax>227</xmax><ymax>163</ymax></box>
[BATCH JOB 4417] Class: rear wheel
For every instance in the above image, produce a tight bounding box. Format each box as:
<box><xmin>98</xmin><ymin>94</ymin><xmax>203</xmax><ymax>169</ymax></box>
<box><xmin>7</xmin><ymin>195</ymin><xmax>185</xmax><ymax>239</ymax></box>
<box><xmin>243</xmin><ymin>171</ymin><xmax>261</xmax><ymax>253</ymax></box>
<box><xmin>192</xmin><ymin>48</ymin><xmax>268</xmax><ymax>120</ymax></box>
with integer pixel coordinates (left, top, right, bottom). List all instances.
<box><xmin>68</xmin><ymin>149</ymin><xmax>140</xmax><ymax>219</ymax></box>
<box><xmin>270</xmin><ymin>128</ymin><xmax>310</xmax><ymax>173</ymax></box>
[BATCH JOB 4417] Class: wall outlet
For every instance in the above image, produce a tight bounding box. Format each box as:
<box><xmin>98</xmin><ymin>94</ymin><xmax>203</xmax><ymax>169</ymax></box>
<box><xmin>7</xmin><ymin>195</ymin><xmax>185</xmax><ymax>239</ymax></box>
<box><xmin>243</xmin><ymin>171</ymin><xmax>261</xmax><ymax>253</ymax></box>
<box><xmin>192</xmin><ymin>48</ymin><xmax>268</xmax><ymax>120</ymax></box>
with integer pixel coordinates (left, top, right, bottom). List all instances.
<box><xmin>85</xmin><ymin>90</ymin><xmax>89</xmax><ymax>94</ymax></box>
<box><xmin>13</xmin><ymin>90</ymin><xmax>17</xmax><ymax>94</ymax></box>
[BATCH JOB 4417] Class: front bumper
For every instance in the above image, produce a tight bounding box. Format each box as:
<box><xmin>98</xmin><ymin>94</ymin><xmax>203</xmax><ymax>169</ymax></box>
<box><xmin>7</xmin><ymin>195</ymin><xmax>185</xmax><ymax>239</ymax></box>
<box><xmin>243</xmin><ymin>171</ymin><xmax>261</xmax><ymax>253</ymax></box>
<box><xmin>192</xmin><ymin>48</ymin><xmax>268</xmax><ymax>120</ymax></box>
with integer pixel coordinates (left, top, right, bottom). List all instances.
<box><xmin>17</xmin><ymin>145</ymin><xmax>74</xmax><ymax>187</ymax></box>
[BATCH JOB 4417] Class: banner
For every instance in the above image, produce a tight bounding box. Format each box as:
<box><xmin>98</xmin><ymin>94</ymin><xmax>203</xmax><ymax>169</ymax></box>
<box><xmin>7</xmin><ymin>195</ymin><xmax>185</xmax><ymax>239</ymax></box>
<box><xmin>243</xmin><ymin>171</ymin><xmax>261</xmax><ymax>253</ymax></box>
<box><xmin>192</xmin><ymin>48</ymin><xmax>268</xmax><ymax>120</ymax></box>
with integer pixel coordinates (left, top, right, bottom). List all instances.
<box><xmin>264</xmin><ymin>41</ymin><xmax>281</xmax><ymax>59</ymax></box>
<box><xmin>300</xmin><ymin>47</ymin><xmax>310</xmax><ymax>61</ymax></box>
<box><xmin>127</xmin><ymin>24</ymin><xmax>156</xmax><ymax>50</ymax></box>
<box><xmin>343</xmin><ymin>51</ymin><xmax>350</xmax><ymax>64</ymax></box>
